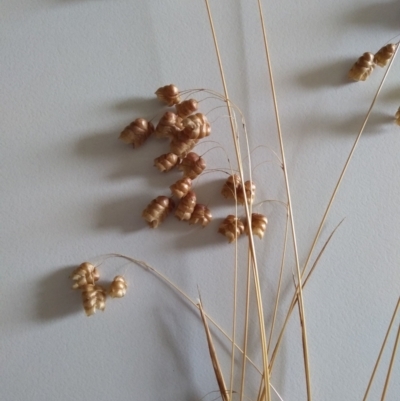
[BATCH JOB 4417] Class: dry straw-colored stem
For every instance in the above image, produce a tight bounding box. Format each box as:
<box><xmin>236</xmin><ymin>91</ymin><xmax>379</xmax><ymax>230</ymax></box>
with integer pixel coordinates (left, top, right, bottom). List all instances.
<box><xmin>363</xmin><ymin>297</ymin><xmax>400</xmax><ymax>401</ymax></box>
<box><xmin>204</xmin><ymin>2</ymin><xmax>271</xmax><ymax>401</ymax></box>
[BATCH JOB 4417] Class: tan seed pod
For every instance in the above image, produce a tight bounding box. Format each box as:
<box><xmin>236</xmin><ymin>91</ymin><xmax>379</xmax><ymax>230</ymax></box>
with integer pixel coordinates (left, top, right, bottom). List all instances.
<box><xmin>109</xmin><ymin>276</ymin><xmax>128</xmax><ymax>298</ymax></box>
<box><xmin>170</xmin><ymin>177</ymin><xmax>192</xmax><ymax>198</ymax></box>
<box><xmin>154</xmin><ymin>153</ymin><xmax>180</xmax><ymax>172</ymax></box>
<box><xmin>81</xmin><ymin>284</ymin><xmax>107</xmax><ymax>316</ymax></box>
<box><xmin>142</xmin><ymin>196</ymin><xmax>175</xmax><ymax>228</ymax></box>
<box><xmin>237</xmin><ymin>180</ymin><xmax>256</xmax><ymax>205</ymax></box>
<box><xmin>374</xmin><ymin>44</ymin><xmax>396</xmax><ymax>67</ymax></box>
<box><xmin>221</xmin><ymin>174</ymin><xmax>242</xmax><ymax>200</ymax></box>
<box><xmin>245</xmin><ymin>213</ymin><xmax>268</xmax><ymax>239</ymax></box>
<box><xmin>189</xmin><ymin>204</ymin><xmax>212</xmax><ymax>227</ymax></box>
<box><xmin>178</xmin><ymin>152</ymin><xmax>206</xmax><ymax>179</ymax></box>
<box><xmin>182</xmin><ymin>113</ymin><xmax>211</xmax><ymax>140</ymax></box>
<box><xmin>71</xmin><ymin>262</ymin><xmax>100</xmax><ymax>290</ymax></box>
<box><xmin>170</xmin><ymin>134</ymin><xmax>197</xmax><ymax>157</ymax></box>
<box><xmin>175</xmin><ymin>191</ymin><xmax>197</xmax><ymax>221</ymax></box>
<box><xmin>119</xmin><ymin>118</ymin><xmax>154</xmax><ymax>148</ymax></box>
<box><xmin>218</xmin><ymin>215</ymin><xmax>245</xmax><ymax>243</ymax></box>
<box><xmin>154</xmin><ymin>112</ymin><xmax>183</xmax><ymax>139</ymax></box>
<box><xmin>155</xmin><ymin>84</ymin><xmax>181</xmax><ymax>106</ymax></box>
<box><xmin>348</xmin><ymin>52</ymin><xmax>375</xmax><ymax>81</ymax></box>
<box><xmin>175</xmin><ymin>99</ymin><xmax>199</xmax><ymax>118</ymax></box>
<box><xmin>395</xmin><ymin>107</ymin><xmax>400</xmax><ymax>126</ymax></box>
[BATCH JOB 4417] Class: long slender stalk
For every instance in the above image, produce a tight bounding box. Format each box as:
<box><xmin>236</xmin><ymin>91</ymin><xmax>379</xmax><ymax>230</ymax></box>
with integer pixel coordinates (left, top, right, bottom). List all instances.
<box><xmin>270</xmin><ymin>42</ymin><xmax>400</xmax><ymax>375</ymax></box>
<box><xmin>204</xmin><ymin>2</ymin><xmax>271</xmax><ymax>400</ymax></box>
<box><xmin>380</xmin><ymin>324</ymin><xmax>400</xmax><ymax>401</ymax></box>
<box><xmin>256</xmin><ymin>1</ymin><xmax>311</xmax><ymax>399</ymax></box>
<box><xmin>363</xmin><ymin>297</ymin><xmax>400</xmax><ymax>401</ymax></box>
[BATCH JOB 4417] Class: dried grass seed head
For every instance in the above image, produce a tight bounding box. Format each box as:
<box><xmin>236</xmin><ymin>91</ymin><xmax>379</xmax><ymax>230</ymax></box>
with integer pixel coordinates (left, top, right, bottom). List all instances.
<box><xmin>71</xmin><ymin>262</ymin><xmax>100</xmax><ymax>289</ymax></box>
<box><xmin>81</xmin><ymin>284</ymin><xmax>107</xmax><ymax>316</ymax></box>
<box><xmin>175</xmin><ymin>191</ymin><xmax>197</xmax><ymax>221</ymax></box>
<box><xmin>189</xmin><ymin>204</ymin><xmax>212</xmax><ymax>227</ymax></box>
<box><xmin>237</xmin><ymin>180</ymin><xmax>256</xmax><ymax>205</ymax></box>
<box><xmin>109</xmin><ymin>276</ymin><xmax>128</xmax><ymax>298</ymax></box>
<box><xmin>182</xmin><ymin>113</ymin><xmax>211</xmax><ymax>140</ymax></box>
<box><xmin>142</xmin><ymin>196</ymin><xmax>175</xmax><ymax>228</ymax></box>
<box><xmin>155</xmin><ymin>112</ymin><xmax>183</xmax><ymax>139</ymax></box>
<box><xmin>178</xmin><ymin>152</ymin><xmax>206</xmax><ymax>179</ymax></box>
<box><xmin>176</xmin><ymin>99</ymin><xmax>199</xmax><ymax>118</ymax></box>
<box><xmin>170</xmin><ymin>177</ymin><xmax>192</xmax><ymax>198</ymax></box>
<box><xmin>218</xmin><ymin>215</ymin><xmax>245</xmax><ymax>243</ymax></box>
<box><xmin>395</xmin><ymin>107</ymin><xmax>400</xmax><ymax>126</ymax></box>
<box><xmin>348</xmin><ymin>52</ymin><xmax>375</xmax><ymax>81</ymax></box>
<box><xmin>374</xmin><ymin>44</ymin><xmax>396</xmax><ymax>67</ymax></box>
<box><xmin>154</xmin><ymin>153</ymin><xmax>180</xmax><ymax>172</ymax></box>
<box><xmin>119</xmin><ymin>118</ymin><xmax>154</xmax><ymax>148</ymax></box>
<box><xmin>245</xmin><ymin>213</ymin><xmax>268</xmax><ymax>239</ymax></box>
<box><xmin>170</xmin><ymin>134</ymin><xmax>197</xmax><ymax>157</ymax></box>
<box><xmin>221</xmin><ymin>174</ymin><xmax>242</xmax><ymax>200</ymax></box>
<box><xmin>155</xmin><ymin>84</ymin><xmax>181</xmax><ymax>106</ymax></box>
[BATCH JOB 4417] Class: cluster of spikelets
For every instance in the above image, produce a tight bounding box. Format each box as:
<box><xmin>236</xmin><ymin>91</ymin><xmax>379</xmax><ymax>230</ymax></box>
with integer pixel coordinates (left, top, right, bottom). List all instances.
<box><xmin>348</xmin><ymin>43</ymin><xmax>396</xmax><ymax>81</ymax></box>
<box><xmin>70</xmin><ymin>262</ymin><xmax>128</xmax><ymax>316</ymax></box>
<box><xmin>119</xmin><ymin>84</ymin><xmax>269</xmax><ymax>243</ymax></box>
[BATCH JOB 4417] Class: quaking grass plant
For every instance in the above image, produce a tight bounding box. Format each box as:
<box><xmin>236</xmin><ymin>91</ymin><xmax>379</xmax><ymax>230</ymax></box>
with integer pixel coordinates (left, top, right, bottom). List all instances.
<box><xmin>71</xmin><ymin>2</ymin><xmax>400</xmax><ymax>400</ymax></box>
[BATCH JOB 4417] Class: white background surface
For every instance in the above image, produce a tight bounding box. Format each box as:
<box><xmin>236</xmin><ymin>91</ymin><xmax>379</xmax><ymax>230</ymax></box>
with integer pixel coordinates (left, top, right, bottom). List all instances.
<box><xmin>1</xmin><ymin>1</ymin><xmax>400</xmax><ymax>400</ymax></box>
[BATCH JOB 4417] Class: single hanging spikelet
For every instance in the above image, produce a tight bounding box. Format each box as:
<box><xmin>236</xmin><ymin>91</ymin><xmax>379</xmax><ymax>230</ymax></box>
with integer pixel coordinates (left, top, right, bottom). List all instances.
<box><xmin>237</xmin><ymin>180</ymin><xmax>256</xmax><ymax>205</ymax></box>
<box><xmin>170</xmin><ymin>134</ymin><xmax>197</xmax><ymax>157</ymax></box>
<box><xmin>221</xmin><ymin>174</ymin><xmax>242</xmax><ymax>200</ymax></box>
<box><xmin>178</xmin><ymin>152</ymin><xmax>206</xmax><ymax>179</ymax></box>
<box><xmin>175</xmin><ymin>99</ymin><xmax>199</xmax><ymax>118</ymax></box>
<box><xmin>81</xmin><ymin>284</ymin><xmax>107</xmax><ymax>316</ymax></box>
<box><xmin>170</xmin><ymin>177</ymin><xmax>192</xmax><ymax>198</ymax></box>
<box><xmin>119</xmin><ymin>118</ymin><xmax>154</xmax><ymax>148</ymax></box>
<box><xmin>154</xmin><ymin>112</ymin><xmax>183</xmax><ymax>139</ymax></box>
<box><xmin>154</xmin><ymin>153</ymin><xmax>180</xmax><ymax>172</ymax></box>
<box><xmin>175</xmin><ymin>191</ymin><xmax>196</xmax><ymax>221</ymax></box>
<box><xmin>348</xmin><ymin>52</ymin><xmax>375</xmax><ymax>81</ymax></box>
<box><xmin>245</xmin><ymin>213</ymin><xmax>268</xmax><ymax>239</ymax></box>
<box><xmin>155</xmin><ymin>84</ymin><xmax>181</xmax><ymax>106</ymax></box>
<box><xmin>181</xmin><ymin>113</ymin><xmax>211</xmax><ymax>140</ymax></box>
<box><xmin>189</xmin><ymin>204</ymin><xmax>212</xmax><ymax>227</ymax></box>
<box><xmin>142</xmin><ymin>196</ymin><xmax>175</xmax><ymax>228</ymax></box>
<box><xmin>395</xmin><ymin>107</ymin><xmax>400</xmax><ymax>126</ymax></box>
<box><xmin>374</xmin><ymin>44</ymin><xmax>396</xmax><ymax>67</ymax></box>
<box><xmin>71</xmin><ymin>262</ymin><xmax>100</xmax><ymax>290</ymax></box>
<box><xmin>218</xmin><ymin>215</ymin><xmax>245</xmax><ymax>243</ymax></box>
<box><xmin>109</xmin><ymin>276</ymin><xmax>128</xmax><ymax>298</ymax></box>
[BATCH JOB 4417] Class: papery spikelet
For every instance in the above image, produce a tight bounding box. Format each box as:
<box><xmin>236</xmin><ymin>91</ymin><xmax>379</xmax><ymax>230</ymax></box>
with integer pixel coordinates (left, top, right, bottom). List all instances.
<box><xmin>154</xmin><ymin>153</ymin><xmax>180</xmax><ymax>172</ymax></box>
<box><xmin>119</xmin><ymin>118</ymin><xmax>154</xmax><ymax>148</ymax></box>
<box><xmin>175</xmin><ymin>191</ymin><xmax>197</xmax><ymax>221</ymax></box>
<box><xmin>395</xmin><ymin>107</ymin><xmax>400</xmax><ymax>126</ymax></box>
<box><xmin>142</xmin><ymin>196</ymin><xmax>175</xmax><ymax>228</ymax></box>
<box><xmin>170</xmin><ymin>135</ymin><xmax>197</xmax><ymax>157</ymax></box>
<box><xmin>155</xmin><ymin>112</ymin><xmax>183</xmax><ymax>139</ymax></box>
<box><xmin>189</xmin><ymin>204</ymin><xmax>212</xmax><ymax>227</ymax></box>
<box><xmin>218</xmin><ymin>215</ymin><xmax>245</xmax><ymax>243</ymax></box>
<box><xmin>155</xmin><ymin>84</ymin><xmax>181</xmax><ymax>106</ymax></box>
<box><xmin>237</xmin><ymin>180</ymin><xmax>256</xmax><ymax>205</ymax></box>
<box><xmin>109</xmin><ymin>276</ymin><xmax>128</xmax><ymax>298</ymax></box>
<box><xmin>348</xmin><ymin>52</ymin><xmax>375</xmax><ymax>81</ymax></box>
<box><xmin>71</xmin><ymin>262</ymin><xmax>100</xmax><ymax>290</ymax></box>
<box><xmin>182</xmin><ymin>113</ymin><xmax>211</xmax><ymax>140</ymax></box>
<box><xmin>221</xmin><ymin>174</ymin><xmax>242</xmax><ymax>200</ymax></box>
<box><xmin>175</xmin><ymin>99</ymin><xmax>199</xmax><ymax>118</ymax></box>
<box><xmin>81</xmin><ymin>284</ymin><xmax>107</xmax><ymax>316</ymax></box>
<box><xmin>170</xmin><ymin>177</ymin><xmax>192</xmax><ymax>198</ymax></box>
<box><xmin>374</xmin><ymin>44</ymin><xmax>396</xmax><ymax>67</ymax></box>
<box><xmin>245</xmin><ymin>213</ymin><xmax>268</xmax><ymax>239</ymax></box>
<box><xmin>178</xmin><ymin>152</ymin><xmax>206</xmax><ymax>179</ymax></box>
